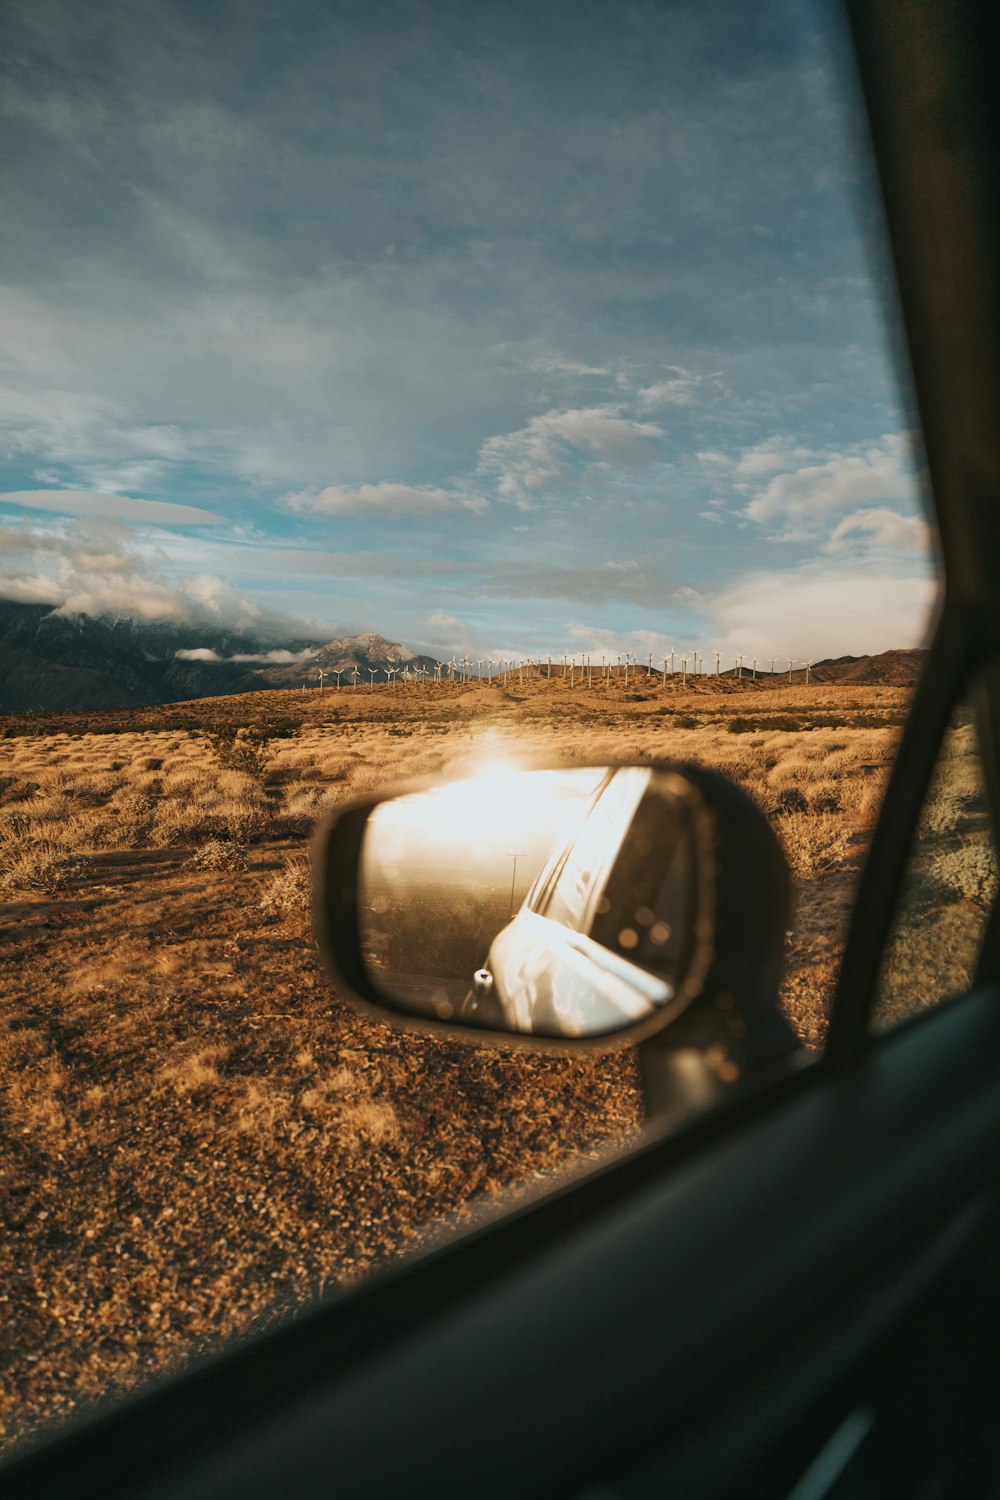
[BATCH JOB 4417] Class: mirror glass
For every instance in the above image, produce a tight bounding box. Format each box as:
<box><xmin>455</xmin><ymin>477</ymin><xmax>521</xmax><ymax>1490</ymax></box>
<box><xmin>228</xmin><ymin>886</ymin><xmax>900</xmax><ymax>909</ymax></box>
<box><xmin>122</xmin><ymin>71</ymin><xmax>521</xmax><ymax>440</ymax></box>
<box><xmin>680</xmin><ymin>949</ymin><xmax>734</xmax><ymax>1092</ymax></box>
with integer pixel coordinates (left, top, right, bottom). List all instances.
<box><xmin>357</xmin><ymin>765</ymin><xmax>710</xmax><ymax>1038</ymax></box>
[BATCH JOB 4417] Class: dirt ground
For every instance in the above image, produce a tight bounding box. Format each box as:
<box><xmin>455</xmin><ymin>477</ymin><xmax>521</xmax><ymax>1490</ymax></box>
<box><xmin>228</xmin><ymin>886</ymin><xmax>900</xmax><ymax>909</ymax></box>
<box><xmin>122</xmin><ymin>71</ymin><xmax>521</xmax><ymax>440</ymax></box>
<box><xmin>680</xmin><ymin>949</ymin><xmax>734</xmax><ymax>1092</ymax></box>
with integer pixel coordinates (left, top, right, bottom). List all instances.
<box><xmin>0</xmin><ymin>675</ymin><xmax>913</xmax><ymax>1450</ymax></box>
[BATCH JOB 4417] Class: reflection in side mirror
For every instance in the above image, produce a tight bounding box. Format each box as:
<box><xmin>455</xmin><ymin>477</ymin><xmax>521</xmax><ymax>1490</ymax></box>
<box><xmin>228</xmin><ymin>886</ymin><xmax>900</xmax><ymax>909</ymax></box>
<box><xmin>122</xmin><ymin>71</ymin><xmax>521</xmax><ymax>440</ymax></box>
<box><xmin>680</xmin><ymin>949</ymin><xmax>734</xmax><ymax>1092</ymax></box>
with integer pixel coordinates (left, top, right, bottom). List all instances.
<box><xmin>316</xmin><ymin>764</ymin><xmax>717</xmax><ymax>1043</ymax></box>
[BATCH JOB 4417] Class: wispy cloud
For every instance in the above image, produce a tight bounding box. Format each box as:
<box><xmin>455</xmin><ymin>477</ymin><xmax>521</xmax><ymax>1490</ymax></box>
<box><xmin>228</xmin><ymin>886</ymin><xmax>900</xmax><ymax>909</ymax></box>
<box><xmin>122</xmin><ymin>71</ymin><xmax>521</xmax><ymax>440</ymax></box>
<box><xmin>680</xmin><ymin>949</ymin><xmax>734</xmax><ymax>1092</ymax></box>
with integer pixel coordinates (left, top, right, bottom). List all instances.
<box><xmin>637</xmin><ymin>367</ymin><xmax>718</xmax><ymax>408</ymax></box>
<box><xmin>283</xmin><ymin>483</ymin><xmax>487</xmax><ymax>517</ymax></box>
<box><xmin>0</xmin><ymin>0</ymin><xmax>936</xmax><ymax>658</ymax></box>
<box><xmin>0</xmin><ymin>489</ymin><xmax>224</xmax><ymax>526</ymax></box>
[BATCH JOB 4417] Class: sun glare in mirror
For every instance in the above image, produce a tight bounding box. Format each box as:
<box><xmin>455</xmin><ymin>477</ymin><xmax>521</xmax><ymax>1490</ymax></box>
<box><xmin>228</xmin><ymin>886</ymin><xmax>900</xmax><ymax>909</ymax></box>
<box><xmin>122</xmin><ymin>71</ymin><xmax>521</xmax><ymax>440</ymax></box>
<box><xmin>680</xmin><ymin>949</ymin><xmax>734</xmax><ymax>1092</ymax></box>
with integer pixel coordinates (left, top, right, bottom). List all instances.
<box><xmin>363</xmin><ymin>766</ymin><xmax>605</xmax><ymax>887</ymax></box>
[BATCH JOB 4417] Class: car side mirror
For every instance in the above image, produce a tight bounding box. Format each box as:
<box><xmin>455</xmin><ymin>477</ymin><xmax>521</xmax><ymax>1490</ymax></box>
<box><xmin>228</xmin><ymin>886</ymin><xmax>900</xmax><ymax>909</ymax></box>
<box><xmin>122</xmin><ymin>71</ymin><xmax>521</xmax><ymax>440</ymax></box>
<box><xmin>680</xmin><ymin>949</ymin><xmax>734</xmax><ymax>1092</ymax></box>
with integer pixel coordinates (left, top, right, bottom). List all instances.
<box><xmin>312</xmin><ymin>762</ymin><xmax>799</xmax><ymax>1096</ymax></box>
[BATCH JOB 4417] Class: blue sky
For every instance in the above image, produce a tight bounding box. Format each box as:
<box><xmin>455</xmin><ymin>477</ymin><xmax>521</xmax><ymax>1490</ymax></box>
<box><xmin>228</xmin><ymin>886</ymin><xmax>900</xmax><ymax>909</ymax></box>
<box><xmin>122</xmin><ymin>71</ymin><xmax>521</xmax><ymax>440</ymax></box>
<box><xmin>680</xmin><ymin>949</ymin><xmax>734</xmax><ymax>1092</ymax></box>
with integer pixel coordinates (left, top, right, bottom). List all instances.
<box><xmin>0</xmin><ymin>0</ymin><xmax>938</xmax><ymax>662</ymax></box>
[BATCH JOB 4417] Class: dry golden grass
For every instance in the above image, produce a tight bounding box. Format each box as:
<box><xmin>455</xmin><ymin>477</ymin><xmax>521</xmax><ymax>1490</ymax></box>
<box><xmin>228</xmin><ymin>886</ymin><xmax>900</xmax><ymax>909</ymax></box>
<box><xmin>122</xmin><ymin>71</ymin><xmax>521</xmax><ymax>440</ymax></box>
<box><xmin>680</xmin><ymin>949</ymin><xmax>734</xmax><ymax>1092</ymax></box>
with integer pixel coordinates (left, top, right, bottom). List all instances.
<box><xmin>0</xmin><ymin>676</ymin><xmax>915</xmax><ymax>1451</ymax></box>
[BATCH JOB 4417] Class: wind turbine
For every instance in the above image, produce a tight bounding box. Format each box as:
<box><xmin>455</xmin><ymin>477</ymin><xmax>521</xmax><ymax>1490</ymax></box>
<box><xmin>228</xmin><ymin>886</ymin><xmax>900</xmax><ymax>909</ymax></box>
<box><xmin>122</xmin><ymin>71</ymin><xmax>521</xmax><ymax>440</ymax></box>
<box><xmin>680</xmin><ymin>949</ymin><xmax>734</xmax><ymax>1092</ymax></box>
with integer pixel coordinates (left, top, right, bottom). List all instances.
<box><xmin>317</xmin><ymin>668</ymin><xmax>327</xmax><ymax>690</ymax></box>
<box><xmin>351</xmin><ymin>666</ymin><xmax>361</xmax><ymax>688</ymax></box>
<box><xmin>805</xmin><ymin>660</ymin><xmax>812</xmax><ymax>685</ymax></box>
<box><xmin>714</xmin><ymin>650</ymin><xmax>721</xmax><ymax>675</ymax></box>
<box><xmin>751</xmin><ymin>657</ymin><xmax>757</xmax><ymax>681</ymax></box>
<box><xmin>368</xmin><ymin>667</ymin><xmax>377</xmax><ymax>690</ymax></box>
<box><xmin>787</xmin><ymin>657</ymin><xmax>794</xmax><ymax>684</ymax></box>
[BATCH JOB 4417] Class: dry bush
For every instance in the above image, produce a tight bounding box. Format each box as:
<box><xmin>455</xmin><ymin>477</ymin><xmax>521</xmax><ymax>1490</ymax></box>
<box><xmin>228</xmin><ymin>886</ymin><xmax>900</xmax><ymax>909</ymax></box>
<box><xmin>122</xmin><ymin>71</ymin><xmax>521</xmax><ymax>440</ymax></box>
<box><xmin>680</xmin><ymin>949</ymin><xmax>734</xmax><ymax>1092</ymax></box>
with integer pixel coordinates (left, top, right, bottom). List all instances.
<box><xmin>299</xmin><ymin>1067</ymin><xmax>401</xmax><ymax>1152</ymax></box>
<box><xmin>345</xmin><ymin>763</ymin><xmax>395</xmax><ymax>795</ymax></box>
<box><xmin>0</xmin><ymin>838</ymin><xmax>81</xmax><ymax>896</ymax></box>
<box><xmin>259</xmin><ymin>854</ymin><xmax>311</xmax><ymax>918</ymax></box>
<box><xmin>157</xmin><ymin>1044</ymin><xmax>231</xmax><ymax>1097</ymax></box>
<box><xmin>234</xmin><ymin>1079</ymin><xmax>292</xmax><ymax>1134</ymax></box>
<box><xmin>838</xmin><ymin>767</ymin><xmax>890</xmax><ymax>823</ymax></box>
<box><xmin>186</xmin><ymin>839</ymin><xmax>251</xmax><ymax>873</ymax></box>
<box><xmin>930</xmin><ymin>844</ymin><xmax>998</xmax><ymax>908</ymax></box>
<box><xmin>206</xmin><ymin>726</ymin><xmax>271</xmax><ymax>780</ymax></box>
<box><xmin>775</xmin><ymin>810</ymin><xmax>855</xmax><ymax>880</ymax></box>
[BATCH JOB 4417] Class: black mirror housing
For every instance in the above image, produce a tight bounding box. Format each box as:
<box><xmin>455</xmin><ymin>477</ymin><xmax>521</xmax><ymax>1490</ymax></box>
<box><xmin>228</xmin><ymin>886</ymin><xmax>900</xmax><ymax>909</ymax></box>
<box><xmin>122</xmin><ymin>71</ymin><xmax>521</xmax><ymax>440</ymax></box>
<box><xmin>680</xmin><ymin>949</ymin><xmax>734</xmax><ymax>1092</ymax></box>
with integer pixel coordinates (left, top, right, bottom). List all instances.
<box><xmin>312</xmin><ymin>760</ymin><xmax>795</xmax><ymax>1067</ymax></box>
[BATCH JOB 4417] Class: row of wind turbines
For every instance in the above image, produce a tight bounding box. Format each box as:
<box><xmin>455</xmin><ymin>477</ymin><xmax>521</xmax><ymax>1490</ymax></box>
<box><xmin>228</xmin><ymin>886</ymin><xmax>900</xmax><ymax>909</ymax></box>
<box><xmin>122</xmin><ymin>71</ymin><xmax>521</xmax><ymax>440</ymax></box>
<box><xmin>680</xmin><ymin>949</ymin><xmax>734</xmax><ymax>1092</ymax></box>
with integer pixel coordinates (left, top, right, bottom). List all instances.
<box><xmin>307</xmin><ymin>652</ymin><xmax>818</xmax><ymax>689</ymax></box>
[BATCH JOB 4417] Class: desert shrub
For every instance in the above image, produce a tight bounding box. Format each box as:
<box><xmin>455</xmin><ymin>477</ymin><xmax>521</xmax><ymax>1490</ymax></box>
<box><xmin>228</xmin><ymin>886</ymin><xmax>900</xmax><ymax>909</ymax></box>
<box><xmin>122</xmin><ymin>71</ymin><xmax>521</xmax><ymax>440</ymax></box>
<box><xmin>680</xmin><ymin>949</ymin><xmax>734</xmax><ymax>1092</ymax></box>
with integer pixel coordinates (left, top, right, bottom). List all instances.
<box><xmin>221</xmin><ymin>798</ymin><xmax>269</xmax><ymax>844</ymax></box>
<box><xmin>838</xmin><ymin>768</ymin><xmax>890</xmax><ymax>822</ymax></box>
<box><xmin>58</xmin><ymin>770</ymin><xmax>119</xmax><ymax>803</ymax></box>
<box><xmin>0</xmin><ymin>810</ymin><xmax>34</xmax><ymax>844</ymax></box>
<box><xmin>186</xmin><ymin>839</ymin><xmax>251</xmax><ymax>872</ymax></box>
<box><xmin>801</xmin><ymin>776</ymin><xmax>842</xmax><ymax>814</ymax></box>
<box><xmin>158</xmin><ymin>1043</ymin><xmax>231</xmax><ymax>1096</ymax></box>
<box><xmin>275</xmin><ymin>780</ymin><xmax>345</xmax><ymax>835</ymax></box>
<box><xmin>258</xmin><ymin>717</ymin><xmax>300</xmax><ymax>740</ymax></box>
<box><xmin>768</xmin><ymin>785</ymin><xmax>808</xmax><ymax>813</ymax></box>
<box><xmin>259</xmin><ymin>854</ymin><xmax>311</xmax><ymax>917</ymax></box>
<box><xmin>930</xmin><ymin>844</ymin><xmax>999</xmax><ymax>908</ymax></box>
<box><xmin>918</xmin><ymin>785</ymin><xmax>981</xmax><ymax>837</ymax></box>
<box><xmin>205</xmin><ymin>725</ymin><xmax>271</xmax><ymax>780</ymax></box>
<box><xmin>0</xmin><ymin>775</ymin><xmax>40</xmax><ymax>802</ymax></box>
<box><xmin>775</xmin><ymin>810</ymin><xmax>854</xmax><ymax>880</ymax></box>
<box><xmin>115</xmin><ymin>786</ymin><xmax>158</xmax><ymax>819</ymax></box>
<box><xmin>0</xmin><ymin>840</ymin><xmax>82</xmax><ymax>895</ymax></box>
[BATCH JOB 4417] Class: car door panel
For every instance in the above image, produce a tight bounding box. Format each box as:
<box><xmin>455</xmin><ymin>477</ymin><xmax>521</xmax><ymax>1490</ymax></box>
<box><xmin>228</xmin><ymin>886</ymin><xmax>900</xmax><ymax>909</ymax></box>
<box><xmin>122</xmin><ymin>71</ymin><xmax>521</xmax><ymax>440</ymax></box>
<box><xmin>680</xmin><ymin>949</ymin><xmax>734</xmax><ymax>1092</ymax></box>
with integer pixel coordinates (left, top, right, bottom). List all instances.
<box><xmin>9</xmin><ymin>984</ymin><xmax>987</xmax><ymax>1500</ymax></box>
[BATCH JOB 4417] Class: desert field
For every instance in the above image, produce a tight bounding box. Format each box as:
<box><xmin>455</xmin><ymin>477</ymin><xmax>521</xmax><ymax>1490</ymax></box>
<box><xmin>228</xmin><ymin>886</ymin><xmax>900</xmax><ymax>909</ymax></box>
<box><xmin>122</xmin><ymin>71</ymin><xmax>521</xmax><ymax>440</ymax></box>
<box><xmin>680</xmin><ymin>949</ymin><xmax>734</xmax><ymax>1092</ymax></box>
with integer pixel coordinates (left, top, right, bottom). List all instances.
<box><xmin>0</xmin><ymin>673</ymin><xmax>941</xmax><ymax>1449</ymax></box>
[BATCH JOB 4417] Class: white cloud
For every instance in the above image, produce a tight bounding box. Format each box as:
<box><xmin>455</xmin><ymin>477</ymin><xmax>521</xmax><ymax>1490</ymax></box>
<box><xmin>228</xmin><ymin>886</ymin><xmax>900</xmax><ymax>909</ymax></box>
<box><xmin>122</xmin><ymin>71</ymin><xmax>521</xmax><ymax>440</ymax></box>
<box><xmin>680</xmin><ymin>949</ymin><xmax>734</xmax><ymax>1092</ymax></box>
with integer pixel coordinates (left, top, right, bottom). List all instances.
<box><xmin>704</xmin><ymin>561</ymin><xmax>939</xmax><ymax>660</ymax></box>
<box><xmin>744</xmin><ymin>433</ymin><xmax>918</xmax><ymax>525</ymax></box>
<box><xmin>525</xmin><ymin>354</ymin><xmax>609</xmax><ymax>377</ymax></box>
<box><xmin>175</xmin><ymin>646</ymin><xmax>315</xmax><ymax>663</ymax></box>
<box><xmin>566</xmin><ymin>623</ymin><xmax>688</xmax><ymax>661</ymax></box>
<box><xmin>637</xmin><ymin>367</ymin><xmax>717</xmax><ymax>408</ymax></box>
<box><xmin>734</xmin><ymin>436</ymin><xmax>818</xmax><ymax>480</ymax></box>
<box><xmin>283</xmin><ymin>482</ymin><xmax>488</xmax><ymax>517</ymax></box>
<box><xmin>425</xmin><ymin>609</ymin><xmax>465</xmax><ymax>632</ymax></box>
<box><xmin>0</xmin><ymin>489</ymin><xmax>224</xmax><ymax>526</ymax></box>
<box><xmin>823</xmin><ymin>506</ymin><xmax>932</xmax><ymax>554</ymax></box>
<box><xmin>478</xmin><ymin>405</ymin><xmax>664</xmax><ymax>507</ymax></box>
<box><xmin>0</xmin><ymin>518</ymin><xmax>310</xmax><ymax>633</ymax></box>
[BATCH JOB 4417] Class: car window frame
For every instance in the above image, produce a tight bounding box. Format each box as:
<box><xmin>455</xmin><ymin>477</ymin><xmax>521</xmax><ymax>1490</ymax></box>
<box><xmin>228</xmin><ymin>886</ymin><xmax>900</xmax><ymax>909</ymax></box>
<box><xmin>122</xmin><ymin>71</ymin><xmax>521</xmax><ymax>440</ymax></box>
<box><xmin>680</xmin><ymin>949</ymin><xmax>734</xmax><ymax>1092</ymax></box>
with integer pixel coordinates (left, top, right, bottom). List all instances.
<box><xmin>7</xmin><ymin>1</ymin><xmax>1000</xmax><ymax>1491</ymax></box>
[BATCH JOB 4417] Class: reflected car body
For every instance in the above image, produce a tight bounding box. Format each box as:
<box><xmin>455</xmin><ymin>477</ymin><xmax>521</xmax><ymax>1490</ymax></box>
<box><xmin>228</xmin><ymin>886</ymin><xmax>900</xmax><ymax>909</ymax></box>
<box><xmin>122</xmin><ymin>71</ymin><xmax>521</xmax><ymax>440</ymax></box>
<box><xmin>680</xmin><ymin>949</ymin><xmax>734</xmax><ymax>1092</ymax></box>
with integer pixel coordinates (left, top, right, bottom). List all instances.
<box><xmin>485</xmin><ymin>907</ymin><xmax>672</xmax><ymax>1035</ymax></box>
<box><xmin>480</xmin><ymin>767</ymin><xmax>674</xmax><ymax>1035</ymax></box>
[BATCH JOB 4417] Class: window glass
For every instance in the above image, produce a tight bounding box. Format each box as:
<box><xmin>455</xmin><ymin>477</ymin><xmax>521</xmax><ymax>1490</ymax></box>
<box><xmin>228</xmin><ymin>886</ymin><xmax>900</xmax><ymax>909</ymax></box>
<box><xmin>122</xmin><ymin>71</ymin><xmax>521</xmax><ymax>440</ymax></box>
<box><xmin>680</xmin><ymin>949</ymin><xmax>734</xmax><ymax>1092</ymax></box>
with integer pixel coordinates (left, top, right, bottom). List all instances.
<box><xmin>536</xmin><ymin>767</ymin><xmax>650</xmax><ymax>932</ymax></box>
<box><xmin>0</xmin><ymin>0</ymin><xmax>940</xmax><ymax>1459</ymax></box>
<box><xmin>872</xmin><ymin>701</ymin><xmax>998</xmax><ymax>1033</ymax></box>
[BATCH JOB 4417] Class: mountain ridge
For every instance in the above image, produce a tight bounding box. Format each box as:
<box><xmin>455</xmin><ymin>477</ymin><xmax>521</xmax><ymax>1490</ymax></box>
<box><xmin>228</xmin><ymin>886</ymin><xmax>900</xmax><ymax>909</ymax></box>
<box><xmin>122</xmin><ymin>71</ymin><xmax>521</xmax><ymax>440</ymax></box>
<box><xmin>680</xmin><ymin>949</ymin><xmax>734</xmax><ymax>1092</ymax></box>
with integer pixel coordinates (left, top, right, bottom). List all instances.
<box><xmin>0</xmin><ymin>601</ymin><xmax>438</xmax><ymax>713</ymax></box>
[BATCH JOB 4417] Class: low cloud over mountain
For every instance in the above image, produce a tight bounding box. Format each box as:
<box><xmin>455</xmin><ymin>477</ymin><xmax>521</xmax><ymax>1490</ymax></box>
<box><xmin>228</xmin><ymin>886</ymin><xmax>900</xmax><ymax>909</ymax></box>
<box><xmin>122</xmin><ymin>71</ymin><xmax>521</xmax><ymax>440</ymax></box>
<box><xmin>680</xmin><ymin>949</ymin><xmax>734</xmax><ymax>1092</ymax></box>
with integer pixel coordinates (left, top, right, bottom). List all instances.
<box><xmin>0</xmin><ymin>601</ymin><xmax>440</xmax><ymax>714</ymax></box>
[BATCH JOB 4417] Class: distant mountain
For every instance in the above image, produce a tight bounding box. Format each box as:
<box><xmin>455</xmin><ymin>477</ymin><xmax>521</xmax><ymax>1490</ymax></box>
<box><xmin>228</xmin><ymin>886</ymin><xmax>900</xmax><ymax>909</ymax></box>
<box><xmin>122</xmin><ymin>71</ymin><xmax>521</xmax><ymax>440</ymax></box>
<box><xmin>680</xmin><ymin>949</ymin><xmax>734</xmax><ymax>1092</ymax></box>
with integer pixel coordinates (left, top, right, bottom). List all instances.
<box><xmin>794</xmin><ymin>649</ymin><xmax>928</xmax><ymax>686</ymax></box>
<box><xmin>265</xmin><ymin>632</ymin><xmax>439</xmax><ymax>686</ymax></box>
<box><xmin>0</xmin><ymin>601</ymin><xmax>439</xmax><ymax>713</ymax></box>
